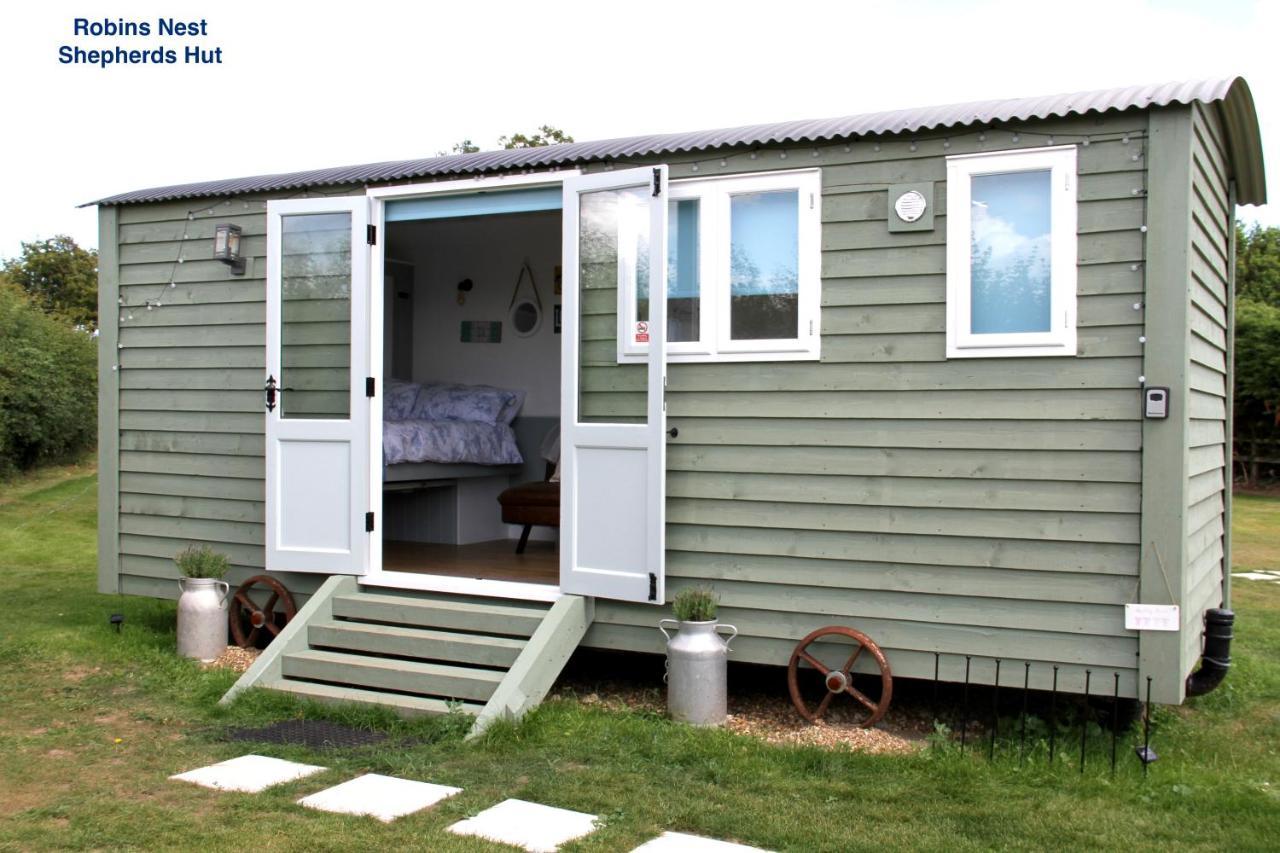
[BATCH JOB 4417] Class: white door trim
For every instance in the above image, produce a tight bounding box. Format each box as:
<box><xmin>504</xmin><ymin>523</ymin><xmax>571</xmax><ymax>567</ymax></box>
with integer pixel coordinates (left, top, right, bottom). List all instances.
<box><xmin>362</xmin><ymin>172</ymin><xmax>578</xmax><ymax>596</ymax></box>
<box><xmin>560</xmin><ymin>166</ymin><xmax>669</xmax><ymax>603</ymax></box>
<box><xmin>265</xmin><ymin>196</ymin><xmax>372</xmax><ymax>576</ymax></box>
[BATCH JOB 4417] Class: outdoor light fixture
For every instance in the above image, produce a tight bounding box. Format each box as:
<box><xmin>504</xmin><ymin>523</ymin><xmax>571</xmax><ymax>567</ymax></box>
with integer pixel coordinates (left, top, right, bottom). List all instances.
<box><xmin>213</xmin><ymin>223</ymin><xmax>246</xmax><ymax>275</ymax></box>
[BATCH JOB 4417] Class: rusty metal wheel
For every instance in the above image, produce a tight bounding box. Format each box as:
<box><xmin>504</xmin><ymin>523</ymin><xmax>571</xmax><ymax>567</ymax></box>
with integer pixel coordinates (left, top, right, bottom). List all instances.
<box><xmin>229</xmin><ymin>575</ymin><xmax>296</xmax><ymax>649</ymax></box>
<box><xmin>788</xmin><ymin>626</ymin><xmax>893</xmax><ymax>727</ymax></box>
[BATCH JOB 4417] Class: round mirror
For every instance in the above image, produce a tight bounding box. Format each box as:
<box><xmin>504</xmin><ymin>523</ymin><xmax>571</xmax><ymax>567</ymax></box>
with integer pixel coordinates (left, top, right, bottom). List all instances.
<box><xmin>510</xmin><ymin>300</ymin><xmax>542</xmax><ymax>337</ymax></box>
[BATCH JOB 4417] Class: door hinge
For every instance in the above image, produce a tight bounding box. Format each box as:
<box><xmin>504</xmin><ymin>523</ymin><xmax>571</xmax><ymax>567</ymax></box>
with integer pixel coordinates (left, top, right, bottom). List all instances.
<box><xmin>652</xmin><ymin>168</ymin><xmax>662</xmax><ymax>197</ymax></box>
<box><xmin>365</xmin><ymin>511</ymin><xmax>375</xmax><ymax>532</ymax></box>
<box><xmin>366</xmin><ymin>377</ymin><xmax>376</xmax><ymax>397</ymax></box>
<box><xmin>366</xmin><ymin>224</ymin><xmax>377</xmax><ymax>245</ymax></box>
<box><xmin>648</xmin><ymin>572</ymin><xmax>658</xmax><ymax>601</ymax></box>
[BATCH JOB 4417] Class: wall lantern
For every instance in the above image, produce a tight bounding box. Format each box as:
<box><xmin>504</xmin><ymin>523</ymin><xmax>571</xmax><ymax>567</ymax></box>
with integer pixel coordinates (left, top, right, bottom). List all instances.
<box><xmin>213</xmin><ymin>223</ymin><xmax>246</xmax><ymax>275</ymax></box>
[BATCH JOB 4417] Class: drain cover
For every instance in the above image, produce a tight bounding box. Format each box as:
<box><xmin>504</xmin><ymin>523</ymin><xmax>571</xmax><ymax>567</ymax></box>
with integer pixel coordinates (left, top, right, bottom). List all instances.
<box><xmin>225</xmin><ymin>720</ymin><xmax>388</xmax><ymax>750</ymax></box>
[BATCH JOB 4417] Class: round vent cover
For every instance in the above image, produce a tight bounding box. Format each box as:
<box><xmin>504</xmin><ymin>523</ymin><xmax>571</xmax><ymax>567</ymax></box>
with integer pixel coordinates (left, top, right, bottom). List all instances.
<box><xmin>894</xmin><ymin>190</ymin><xmax>928</xmax><ymax>223</ymax></box>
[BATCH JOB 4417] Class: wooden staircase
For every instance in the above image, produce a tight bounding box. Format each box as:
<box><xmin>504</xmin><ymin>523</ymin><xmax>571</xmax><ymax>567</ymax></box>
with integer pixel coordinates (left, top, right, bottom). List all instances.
<box><xmin>220</xmin><ymin>577</ymin><xmax>592</xmax><ymax>735</ymax></box>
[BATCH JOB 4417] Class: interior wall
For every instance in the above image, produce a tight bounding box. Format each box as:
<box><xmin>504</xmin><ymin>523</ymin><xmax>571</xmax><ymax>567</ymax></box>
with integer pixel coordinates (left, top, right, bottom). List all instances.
<box><xmin>386</xmin><ymin>211</ymin><xmax>562</xmax><ymax>417</ymax></box>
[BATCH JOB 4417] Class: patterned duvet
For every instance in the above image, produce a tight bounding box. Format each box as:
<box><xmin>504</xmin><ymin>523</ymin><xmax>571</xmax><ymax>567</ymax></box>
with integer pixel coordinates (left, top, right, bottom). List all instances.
<box><xmin>383</xmin><ymin>419</ymin><xmax>523</xmax><ymax>466</ymax></box>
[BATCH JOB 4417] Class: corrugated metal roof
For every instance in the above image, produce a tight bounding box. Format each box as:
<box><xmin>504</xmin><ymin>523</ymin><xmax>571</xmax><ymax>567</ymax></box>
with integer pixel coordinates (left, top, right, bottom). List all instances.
<box><xmin>88</xmin><ymin>77</ymin><xmax>1266</xmax><ymax>206</ymax></box>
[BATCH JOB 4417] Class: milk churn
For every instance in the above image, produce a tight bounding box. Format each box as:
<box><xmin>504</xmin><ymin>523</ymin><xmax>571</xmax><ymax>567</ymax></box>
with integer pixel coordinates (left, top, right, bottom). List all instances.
<box><xmin>659</xmin><ymin>618</ymin><xmax>738</xmax><ymax>726</ymax></box>
<box><xmin>176</xmin><ymin>577</ymin><xmax>231</xmax><ymax>661</ymax></box>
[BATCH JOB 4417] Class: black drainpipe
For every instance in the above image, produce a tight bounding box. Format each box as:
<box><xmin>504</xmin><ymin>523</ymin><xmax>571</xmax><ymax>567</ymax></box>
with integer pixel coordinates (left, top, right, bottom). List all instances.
<box><xmin>1185</xmin><ymin>608</ymin><xmax>1235</xmax><ymax>697</ymax></box>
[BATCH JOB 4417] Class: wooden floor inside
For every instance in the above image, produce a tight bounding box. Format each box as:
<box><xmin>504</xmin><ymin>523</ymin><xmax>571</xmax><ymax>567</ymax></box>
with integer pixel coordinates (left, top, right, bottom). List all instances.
<box><xmin>383</xmin><ymin>539</ymin><xmax>558</xmax><ymax>585</ymax></box>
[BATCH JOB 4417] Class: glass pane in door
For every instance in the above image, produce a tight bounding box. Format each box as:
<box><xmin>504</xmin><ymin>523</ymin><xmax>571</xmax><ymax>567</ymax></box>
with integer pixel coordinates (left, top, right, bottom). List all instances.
<box><xmin>578</xmin><ymin>186</ymin><xmax>649</xmax><ymax>425</ymax></box>
<box><xmin>280</xmin><ymin>212</ymin><xmax>352</xmax><ymax>419</ymax></box>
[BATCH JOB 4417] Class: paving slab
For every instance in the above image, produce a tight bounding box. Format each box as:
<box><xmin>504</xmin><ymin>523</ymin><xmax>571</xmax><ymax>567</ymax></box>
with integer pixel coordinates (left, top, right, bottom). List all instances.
<box><xmin>170</xmin><ymin>754</ymin><xmax>326</xmax><ymax>793</ymax></box>
<box><xmin>447</xmin><ymin>798</ymin><xmax>598</xmax><ymax>852</ymax></box>
<box><xmin>297</xmin><ymin>773</ymin><xmax>461</xmax><ymax>822</ymax></box>
<box><xmin>631</xmin><ymin>831</ymin><xmax>773</xmax><ymax>852</ymax></box>
<box><xmin>1232</xmin><ymin>571</ymin><xmax>1280</xmax><ymax>581</ymax></box>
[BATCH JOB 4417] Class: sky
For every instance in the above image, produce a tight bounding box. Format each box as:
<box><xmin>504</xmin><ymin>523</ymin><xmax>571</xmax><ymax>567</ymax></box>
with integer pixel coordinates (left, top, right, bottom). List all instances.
<box><xmin>0</xmin><ymin>0</ymin><xmax>1275</xmax><ymax>258</ymax></box>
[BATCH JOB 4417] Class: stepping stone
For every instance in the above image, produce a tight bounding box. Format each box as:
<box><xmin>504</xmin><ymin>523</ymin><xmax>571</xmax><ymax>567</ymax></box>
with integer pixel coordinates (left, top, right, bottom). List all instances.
<box><xmin>170</xmin><ymin>754</ymin><xmax>326</xmax><ymax>793</ymax></box>
<box><xmin>1233</xmin><ymin>571</ymin><xmax>1280</xmax><ymax>582</ymax></box>
<box><xmin>631</xmin><ymin>832</ymin><xmax>773</xmax><ymax>852</ymax></box>
<box><xmin>298</xmin><ymin>773</ymin><xmax>461</xmax><ymax>822</ymax></box>
<box><xmin>447</xmin><ymin>798</ymin><xmax>598</xmax><ymax>852</ymax></box>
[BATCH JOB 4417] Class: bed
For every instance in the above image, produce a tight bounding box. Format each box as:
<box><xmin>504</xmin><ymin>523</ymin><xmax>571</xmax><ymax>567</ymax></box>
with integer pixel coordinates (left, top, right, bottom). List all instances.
<box><xmin>382</xmin><ymin>380</ymin><xmax>527</xmax><ymax>485</ymax></box>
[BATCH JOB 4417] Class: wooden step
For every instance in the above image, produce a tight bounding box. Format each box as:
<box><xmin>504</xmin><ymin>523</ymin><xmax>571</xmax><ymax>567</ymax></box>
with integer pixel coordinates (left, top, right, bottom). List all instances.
<box><xmin>331</xmin><ymin>592</ymin><xmax>549</xmax><ymax>637</ymax></box>
<box><xmin>307</xmin><ymin>621</ymin><xmax>526</xmax><ymax>668</ymax></box>
<box><xmin>260</xmin><ymin>679</ymin><xmax>484</xmax><ymax>717</ymax></box>
<box><xmin>282</xmin><ymin>649</ymin><xmax>504</xmax><ymax>702</ymax></box>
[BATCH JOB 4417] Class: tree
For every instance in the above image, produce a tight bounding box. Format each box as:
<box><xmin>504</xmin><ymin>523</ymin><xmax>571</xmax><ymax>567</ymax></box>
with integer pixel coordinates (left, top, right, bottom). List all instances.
<box><xmin>1236</xmin><ymin>222</ymin><xmax>1280</xmax><ymax>305</ymax></box>
<box><xmin>439</xmin><ymin>139</ymin><xmax>479</xmax><ymax>156</ymax></box>
<box><xmin>1232</xmin><ymin>224</ymin><xmax>1280</xmax><ymax>483</ymax></box>
<box><xmin>2</xmin><ymin>236</ymin><xmax>98</xmax><ymax>328</ymax></box>
<box><xmin>1233</xmin><ymin>298</ymin><xmax>1280</xmax><ymax>483</ymax></box>
<box><xmin>0</xmin><ymin>282</ymin><xmax>97</xmax><ymax>476</ymax></box>
<box><xmin>498</xmin><ymin>125</ymin><xmax>574</xmax><ymax>149</ymax></box>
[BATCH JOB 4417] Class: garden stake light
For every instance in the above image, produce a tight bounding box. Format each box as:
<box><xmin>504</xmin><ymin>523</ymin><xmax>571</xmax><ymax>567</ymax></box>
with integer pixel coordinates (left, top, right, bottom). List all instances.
<box><xmin>932</xmin><ymin>652</ymin><xmax>940</xmax><ymax>724</ymax></box>
<box><xmin>109</xmin><ymin>613</ymin><xmax>124</xmax><ymax>633</ymax></box>
<box><xmin>1049</xmin><ymin>667</ymin><xmax>1059</xmax><ymax>763</ymax></box>
<box><xmin>1111</xmin><ymin>672</ymin><xmax>1120</xmax><ymax>775</ymax></box>
<box><xmin>1080</xmin><ymin>670</ymin><xmax>1091</xmax><ymax>774</ymax></box>
<box><xmin>960</xmin><ymin>655</ymin><xmax>971</xmax><ymax>751</ymax></box>
<box><xmin>1135</xmin><ymin>676</ymin><xmax>1158</xmax><ymax>777</ymax></box>
<box><xmin>990</xmin><ymin>659</ymin><xmax>1001</xmax><ymax>760</ymax></box>
<box><xmin>1020</xmin><ymin>662</ymin><xmax>1030</xmax><ymax>765</ymax></box>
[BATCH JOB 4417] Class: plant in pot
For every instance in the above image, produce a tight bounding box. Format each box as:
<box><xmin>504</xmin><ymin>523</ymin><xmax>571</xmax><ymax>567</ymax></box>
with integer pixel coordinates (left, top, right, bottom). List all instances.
<box><xmin>174</xmin><ymin>544</ymin><xmax>231</xmax><ymax>662</ymax></box>
<box><xmin>658</xmin><ymin>587</ymin><xmax>737</xmax><ymax>726</ymax></box>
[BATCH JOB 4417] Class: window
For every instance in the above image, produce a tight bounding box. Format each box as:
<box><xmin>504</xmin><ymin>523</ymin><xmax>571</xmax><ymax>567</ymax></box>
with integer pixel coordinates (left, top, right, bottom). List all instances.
<box><xmin>620</xmin><ymin>169</ymin><xmax>820</xmax><ymax>362</ymax></box>
<box><xmin>945</xmin><ymin>147</ymin><xmax>1077</xmax><ymax>358</ymax></box>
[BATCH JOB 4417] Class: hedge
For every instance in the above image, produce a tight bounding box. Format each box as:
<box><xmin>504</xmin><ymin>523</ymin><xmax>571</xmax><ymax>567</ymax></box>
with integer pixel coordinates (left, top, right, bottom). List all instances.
<box><xmin>0</xmin><ymin>283</ymin><xmax>97</xmax><ymax>477</ymax></box>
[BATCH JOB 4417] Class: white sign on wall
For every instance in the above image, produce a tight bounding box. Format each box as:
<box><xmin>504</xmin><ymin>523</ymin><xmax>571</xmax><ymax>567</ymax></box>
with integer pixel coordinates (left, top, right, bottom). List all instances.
<box><xmin>1124</xmin><ymin>603</ymin><xmax>1180</xmax><ymax>632</ymax></box>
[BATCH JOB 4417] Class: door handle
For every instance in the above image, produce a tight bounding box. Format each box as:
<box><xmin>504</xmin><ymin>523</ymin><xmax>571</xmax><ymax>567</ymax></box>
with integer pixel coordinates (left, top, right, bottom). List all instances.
<box><xmin>666</xmin><ymin>427</ymin><xmax>679</xmax><ymax>439</ymax></box>
<box><xmin>264</xmin><ymin>376</ymin><xmax>297</xmax><ymax>412</ymax></box>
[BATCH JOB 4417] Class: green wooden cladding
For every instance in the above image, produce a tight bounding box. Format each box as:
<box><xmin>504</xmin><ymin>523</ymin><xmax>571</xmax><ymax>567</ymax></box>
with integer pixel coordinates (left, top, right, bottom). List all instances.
<box><xmin>102</xmin><ymin>107</ymin><xmax>1234</xmax><ymax>701</ymax></box>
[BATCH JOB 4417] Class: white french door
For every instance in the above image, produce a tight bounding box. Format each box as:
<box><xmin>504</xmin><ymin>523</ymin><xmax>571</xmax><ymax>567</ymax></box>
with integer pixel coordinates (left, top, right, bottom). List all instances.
<box><xmin>560</xmin><ymin>167</ymin><xmax>669</xmax><ymax>603</ymax></box>
<box><xmin>265</xmin><ymin>197</ymin><xmax>372</xmax><ymax>575</ymax></box>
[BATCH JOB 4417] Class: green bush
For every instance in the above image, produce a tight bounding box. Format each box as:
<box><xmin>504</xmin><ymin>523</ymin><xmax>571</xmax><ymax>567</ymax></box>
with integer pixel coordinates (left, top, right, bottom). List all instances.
<box><xmin>672</xmin><ymin>587</ymin><xmax>718</xmax><ymax>622</ymax></box>
<box><xmin>0</xmin><ymin>283</ymin><xmax>97</xmax><ymax>478</ymax></box>
<box><xmin>174</xmin><ymin>544</ymin><xmax>230</xmax><ymax>579</ymax></box>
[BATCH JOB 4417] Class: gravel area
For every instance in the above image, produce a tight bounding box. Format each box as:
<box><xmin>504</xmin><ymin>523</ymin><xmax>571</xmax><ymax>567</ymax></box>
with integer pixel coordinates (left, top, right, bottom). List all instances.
<box><xmin>200</xmin><ymin>645</ymin><xmax>260</xmax><ymax>673</ymax></box>
<box><xmin>553</xmin><ymin>681</ymin><xmax>926</xmax><ymax>755</ymax></box>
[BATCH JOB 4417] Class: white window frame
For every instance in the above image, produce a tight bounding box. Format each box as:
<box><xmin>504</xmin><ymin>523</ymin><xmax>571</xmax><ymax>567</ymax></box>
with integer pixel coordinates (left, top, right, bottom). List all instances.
<box><xmin>945</xmin><ymin>146</ymin><xmax>1078</xmax><ymax>359</ymax></box>
<box><xmin>619</xmin><ymin>169</ymin><xmax>821</xmax><ymax>363</ymax></box>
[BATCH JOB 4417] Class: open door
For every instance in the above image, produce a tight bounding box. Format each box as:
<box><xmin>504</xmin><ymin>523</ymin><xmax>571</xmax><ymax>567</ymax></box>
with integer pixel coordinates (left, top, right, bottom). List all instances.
<box><xmin>265</xmin><ymin>197</ymin><xmax>372</xmax><ymax>575</ymax></box>
<box><xmin>561</xmin><ymin>167</ymin><xmax>669</xmax><ymax>602</ymax></box>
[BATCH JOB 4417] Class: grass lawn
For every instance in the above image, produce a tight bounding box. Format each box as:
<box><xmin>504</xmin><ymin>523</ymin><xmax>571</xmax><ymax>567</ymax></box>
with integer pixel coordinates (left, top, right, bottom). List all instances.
<box><xmin>1</xmin><ymin>464</ymin><xmax>1278</xmax><ymax>851</ymax></box>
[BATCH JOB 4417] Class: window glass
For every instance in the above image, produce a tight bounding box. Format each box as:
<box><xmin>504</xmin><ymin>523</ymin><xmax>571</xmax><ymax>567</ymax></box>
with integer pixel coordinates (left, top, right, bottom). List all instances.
<box><xmin>729</xmin><ymin>190</ymin><xmax>799</xmax><ymax>340</ymax></box>
<box><xmin>636</xmin><ymin>198</ymin><xmax>700</xmax><ymax>344</ymax></box>
<box><xmin>969</xmin><ymin>170</ymin><xmax>1052</xmax><ymax>334</ymax></box>
<box><xmin>668</xmin><ymin>199</ymin><xmax>700</xmax><ymax>343</ymax></box>
<box><xmin>580</xmin><ymin>186</ymin><xmax>648</xmax><ymax>424</ymax></box>
<box><xmin>280</xmin><ymin>212</ymin><xmax>351</xmax><ymax>419</ymax></box>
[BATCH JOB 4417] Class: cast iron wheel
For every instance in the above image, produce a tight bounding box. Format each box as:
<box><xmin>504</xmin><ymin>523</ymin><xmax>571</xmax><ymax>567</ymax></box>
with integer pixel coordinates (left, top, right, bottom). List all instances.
<box><xmin>788</xmin><ymin>626</ymin><xmax>893</xmax><ymax>727</ymax></box>
<box><xmin>229</xmin><ymin>575</ymin><xmax>296</xmax><ymax>649</ymax></box>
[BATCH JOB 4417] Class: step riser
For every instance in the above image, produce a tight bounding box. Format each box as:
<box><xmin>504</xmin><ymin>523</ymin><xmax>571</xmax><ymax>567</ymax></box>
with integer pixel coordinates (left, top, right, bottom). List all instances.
<box><xmin>282</xmin><ymin>655</ymin><xmax>500</xmax><ymax>703</ymax></box>
<box><xmin>260</xmin><ymin>680</ymin><xmax>483</xmax><ymax>718</ymax></box>
<box><xmin>308</xmin><ymin>624</ymin><xmax>523</xmax><ymax>669</ymax></box>
<box><xmin>332</xmin><ymin>596</ymin><xmax>545</xmax><ymax>637</ymax></box>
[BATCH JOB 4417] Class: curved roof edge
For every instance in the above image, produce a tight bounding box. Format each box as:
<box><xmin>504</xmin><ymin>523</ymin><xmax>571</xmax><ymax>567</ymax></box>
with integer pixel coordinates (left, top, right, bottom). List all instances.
<box><xmin>1216</xmin><ymin>77</ymin><xmax>1267</xmax><ymax>205</ymax></box>
<box><xmin>87</xmin><ymin>77</ymin><xmax>1266</xmax><ymax>207</ymax></box>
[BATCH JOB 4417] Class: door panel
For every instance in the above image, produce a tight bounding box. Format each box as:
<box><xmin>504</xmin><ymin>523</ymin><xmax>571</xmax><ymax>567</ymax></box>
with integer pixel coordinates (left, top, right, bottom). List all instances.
<box><xmin>561</xmin><ymin>168</ymin><xmax>668</xmax><ymax>602</ymax></box>
<box><xmin>266</xmin><ymin>197</ymin><xmax>371</xmax><ymax>575</ymax></box>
